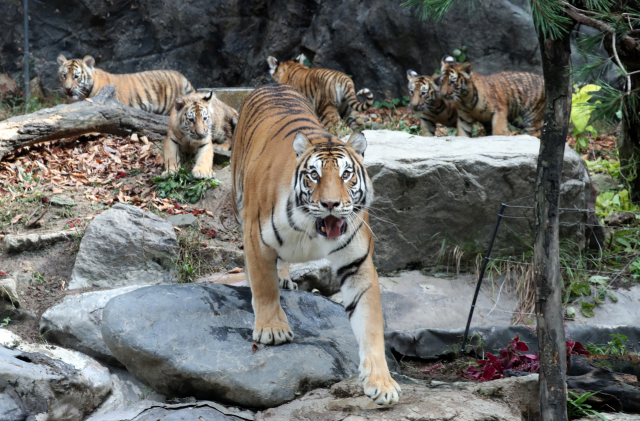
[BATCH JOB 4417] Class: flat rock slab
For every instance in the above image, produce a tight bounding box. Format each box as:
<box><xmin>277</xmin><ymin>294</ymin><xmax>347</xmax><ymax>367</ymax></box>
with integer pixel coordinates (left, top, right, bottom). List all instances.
<box><xmin>101</xmin><ymin>284</ymin><xmax>359</xmax><ymax>408</ymax></box>
<box><xmin>87</xmin><ymin>400</ymin><xmax>254</xmax><ymax>421</ymax></box>
<box><xmin>167</xmin><ymin>213</ymin><xmax>198</xmax><ymax>228</ymax></box>
<box><xmin>379</xmin><ymin>271</ymin><xmax>518</xmax><ymax>330</ymax></box>
<box><xmin>49</xmin><ymin>194</ymin><xmax>77</xmax><ymax>207</ymax></box>
<box><xmin>0</xmin><ymin>329</ymin><xmax>111</xmax><ymax>421</ymax></box>
<box><xmin>69</xmin><ymin>203</ymin><xmax>177</xmax><ymax>290</ymax></box>
<box><xmin>2</xmin><ymin>230</ymin><xmax>76</xmax><ymax>254</ymax></box>
<box><xmin>40</xmin><ymin>285</ymin><xmax>145</xmax><ymax>364</ymax></box>
<box><xmin>360</xmin><ymin>131</ymin><xmax>591</xmax><ymax>272</ymax></box>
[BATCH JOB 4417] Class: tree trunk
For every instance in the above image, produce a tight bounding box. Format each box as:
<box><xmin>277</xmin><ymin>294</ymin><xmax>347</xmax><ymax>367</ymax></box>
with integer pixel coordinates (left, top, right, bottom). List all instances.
<box><xmin>0</xmin><ymin>85</ymin><xmax>168</xmax><ymax>162</ymax></box>
<box><xmin>534</xmin><ymin>26</ymin><xmax>574</xmax><ymax>421</ymax></box>
<box><xmin>618</xmin><ymin>75</ymin><xmax>640</xmax><ymax>202</ymax></box>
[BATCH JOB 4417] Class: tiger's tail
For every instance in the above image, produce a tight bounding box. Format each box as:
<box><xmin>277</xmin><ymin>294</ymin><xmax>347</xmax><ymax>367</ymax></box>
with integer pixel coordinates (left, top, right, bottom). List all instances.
<box><xmin>346</xmin><ymin>85</ymin><xmax>373</xmax><ymax>112</ymax></box>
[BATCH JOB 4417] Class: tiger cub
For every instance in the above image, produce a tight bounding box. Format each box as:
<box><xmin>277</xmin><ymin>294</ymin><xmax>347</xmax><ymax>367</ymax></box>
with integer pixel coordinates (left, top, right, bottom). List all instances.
<box><xmin>164</xmin><ymin>91</ymin><xmax>238</xmax><ymax>179</ymax></box>
<box><xmin>267</xmin><ymin>54</ymin><xmax>373</xmax><ymax>131</ymax></box>
<box><xmin>231</xmin><ymin>83</ymin><xmax>400</xmax><ymax>405</ymax></box>
<box><xmin>57</xmin><ymin>54</ymin><xmax>194</xmax><ymax>115</ymax></box>
<box><xmin>406</xmin><ymin>69</ymin><xmax>457</xmax><ymax>136</ymax></box>
<box><xmin>440</xmin><ymin>57</ymin><xmax>545</xmax><ymax>137</ymax></box>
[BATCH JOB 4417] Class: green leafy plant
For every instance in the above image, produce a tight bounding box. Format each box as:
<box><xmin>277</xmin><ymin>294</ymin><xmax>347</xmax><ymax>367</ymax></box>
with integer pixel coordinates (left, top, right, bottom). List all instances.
<box><xmin>585</xmin><ymin>333</ymin><xmax>629</xmax><ymax>356</ymax></box>
<box><xmin>152</xmin><ymin>167</ymin><xmax>222</xmax><ymax>204</ymax></box>
<box><xmin>373</xmin><ymin>98</ymin><xmax>402</xmax><ymax>109</ymax></box>
<box><xmin>30</xmin><ymin>272</ymin><xmax>46</xmax><ymax>284</ymax></box>
<box><xmin>587</xmin><ymin>158</ymin><xmax>621</xmax><ymax>179</ymax></box>
<box><xmin>595</xmin><ymin>189</ymin><xmax>639</xmax><ymax>218</ymax></box>
<box><xmin>453</xmin><ymin>46</ymin><xmax>467</xmax><ymax>62</ymax></box>
<box><xmin>567</xmin><ymin>391</ymin><xmax>608</xmax><ymax>420</ymax></box>
<box><xmin>0</xmin><ymin>317</ymin><xmax>10</xmax><ymax>328</ymax></box>
<box><xmin>571</xmin><ymin>84</ymin><xmax>601</xmax><ymax>152</ymax></box>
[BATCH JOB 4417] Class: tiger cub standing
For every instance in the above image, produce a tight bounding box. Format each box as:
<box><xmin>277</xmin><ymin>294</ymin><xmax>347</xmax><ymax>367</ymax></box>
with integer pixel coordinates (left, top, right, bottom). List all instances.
<box><xmin>267</xmin><ymin>54</ymin><xmax>373</xmax><ymax>131</ymax></box>
<box><xmin>57</xmin><ymin>55</ymin><xmax>194</xmax><ymax>115</ymax></box>
<box><xmin>164</xmin><ymin>91</ymin><xmax>238</xmax><ymax>179</ymax></box>
<box><xmin>406</xmin><ymin>69</ymin><xmax>457</xmax><ymax>136</ymax></box>
<box><xmin>440</xmin><ymin>57</ymin><xmax>545</xmax><ymax>137</ymax></box>
<box><xmin>231</xmin><ymin>84</ymin><xmax>400</xmax><ymax>406</ymax></box>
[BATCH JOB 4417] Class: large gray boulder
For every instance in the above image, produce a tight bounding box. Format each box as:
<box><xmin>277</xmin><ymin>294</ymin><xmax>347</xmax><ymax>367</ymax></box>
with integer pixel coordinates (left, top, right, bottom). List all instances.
<box><xmin>86</xmin><ymin>400</ymin><xmax>254</xmax><ymax>421</ymax></box>
<box><xmin>0</xmin><ymin>329</ymin><xmax>112</xmax><ymax>421</ymax></box>
<box><xmin>69</xmin><ymin>204</ymin><xmax>177</xmax><ymax>290</ymax></box>
<box><xmin>101</xmin><ymin>284</ymin><xmax>359</xmax><ymax>408</ymax></box>
<box><xmin>360</xmin><ymin>131</ymin><xmax>591</xmax><ymax>272</ymax></box>
<box><xmin>40</xmin><ymin>285</ymin><xmax>145</xmax><ymax>365</ymax></box>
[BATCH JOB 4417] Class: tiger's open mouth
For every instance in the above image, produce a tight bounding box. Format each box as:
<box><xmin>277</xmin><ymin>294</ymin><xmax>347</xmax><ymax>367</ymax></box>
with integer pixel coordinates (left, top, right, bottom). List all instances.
<box><xmin>316</xmin><ymin>215</ymin><xmax>346</xmax><ymax>239</ymax></box>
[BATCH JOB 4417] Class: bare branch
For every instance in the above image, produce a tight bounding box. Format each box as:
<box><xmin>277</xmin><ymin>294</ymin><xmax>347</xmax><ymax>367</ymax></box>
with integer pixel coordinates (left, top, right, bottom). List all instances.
<box><xmin>612</xmin><ymin>32</ymin><xmax>632</xmax><ymax>94</ymax></box>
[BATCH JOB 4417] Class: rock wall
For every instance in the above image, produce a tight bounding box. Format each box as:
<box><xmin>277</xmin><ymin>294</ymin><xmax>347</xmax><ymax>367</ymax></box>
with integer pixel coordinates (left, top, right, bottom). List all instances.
<box><xmin>0</xmin><ymin>0</ymin><xmax>542</xmax><ymax>99</ymax></box>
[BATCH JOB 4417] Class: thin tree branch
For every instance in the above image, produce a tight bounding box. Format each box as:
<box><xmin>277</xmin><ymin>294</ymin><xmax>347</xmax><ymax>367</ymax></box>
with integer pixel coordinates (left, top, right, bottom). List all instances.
<box><xmin>612</xmin><ymin>32</ymin><xmax>632</xmax><ymax>94</ymax></box>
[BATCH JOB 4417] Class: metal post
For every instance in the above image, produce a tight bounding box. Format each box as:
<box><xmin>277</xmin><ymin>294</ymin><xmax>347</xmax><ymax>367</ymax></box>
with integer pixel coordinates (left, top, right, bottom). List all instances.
<box><xmin>24</xmin><ymin>0</ymin><xmax>29</xmax><ymax>111</ymax></box>
<box><xmin>462</xmin><ymin>203</ymin><xmax>506</xmax><ymax>349</ymax></box>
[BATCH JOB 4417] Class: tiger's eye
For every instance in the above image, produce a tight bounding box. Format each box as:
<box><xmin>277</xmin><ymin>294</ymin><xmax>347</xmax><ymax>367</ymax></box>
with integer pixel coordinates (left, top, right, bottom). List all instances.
<box><xmin>342</xmin><ymin>171</ymin><xmax>351</xmax><ymax>180</ymax></box>
<box><xmin>310</xmin><ymin>171</ymin><xmax>319</xmax><ymax>180</ymax></box>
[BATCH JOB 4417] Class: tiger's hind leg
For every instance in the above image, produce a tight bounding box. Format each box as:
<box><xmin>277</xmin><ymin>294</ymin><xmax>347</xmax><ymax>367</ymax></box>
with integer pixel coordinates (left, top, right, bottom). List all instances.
<box><xmin>345</xmin><ymin>109</ymin><xmax>365</xmax><ymax>132</ymax></box>
<box><xmin>245</xmin><ymin>223</ymin><xmax>294</xmax><ymax>345</ymax></box>
<box><xmin>522</xmin><ymin>112</ymin><xmax>543</xmax><ymax>138</ymax></box>
<box><xmin>331</xmin><ymin>249</ymin><xmax>401</xmax><ymax>405</ymax></box>
<box><xmin>319</xmin><ymin>104</ymin><xmax>344</xmax><ymax>133</ymax></box>
<box><xmin>277</xmin><ymin>259</ymin><xmax>297</xmax><ymax>290</ymax></box>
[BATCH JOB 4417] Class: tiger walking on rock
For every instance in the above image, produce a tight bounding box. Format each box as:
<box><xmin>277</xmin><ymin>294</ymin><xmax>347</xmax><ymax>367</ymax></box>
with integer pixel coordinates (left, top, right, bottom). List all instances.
<box><xmin>231</xmin><ymin>83</ymin><xmax>400</xmax><ymax>406</ymax></box>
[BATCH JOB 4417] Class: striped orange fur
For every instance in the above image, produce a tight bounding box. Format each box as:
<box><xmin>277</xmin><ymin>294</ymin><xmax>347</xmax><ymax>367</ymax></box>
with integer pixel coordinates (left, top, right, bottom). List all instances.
<box><xmin>440</xmin><ymin>57</ymin><xmax>545</xmax><ymax>137</ymax></box>
<box><xmin>266</xmin><ymin>54</ymin><xmax>373</xmax><ymax>131</ymax></box>
<box><xmin>406</xmin><ymin>69</ymin><xmax>458</xmax><ymax>136</ymax></box>
<box><xmin>231</xmin><ymin>83</ymin><xmax>400</xmax><ymax>406</ymax></box>
<box><xmin>57</xmin><ymin>55</ymin><xmax>194</xmax><ymax>115</ymax></box>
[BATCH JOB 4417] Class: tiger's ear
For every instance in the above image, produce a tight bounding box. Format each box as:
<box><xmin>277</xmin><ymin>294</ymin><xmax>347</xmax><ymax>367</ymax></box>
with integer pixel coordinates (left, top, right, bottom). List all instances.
<box><xmin>407</xmin><ymin>69</ymin><xmax>419</xmax><ymax>80</ymax></box>
<box><xmin>203</xmin><ymin>90</ymin><xmax>215</xmax><ymax>102</ymax></box>
<box><xmin>432</xmin><ymin>74</ymin><xmax>443</xmax><ymax>87</ymax></box>
<box><xmin>57</xmin><ymin>54</ymin><xmax>67</xmax><ymax>67</ymax></box>
<box><xmin>461</xmin><ymin>62</ymin><xmax>473</xmax><ymax>78</ymax></box>
<box><xmin>297</xmin><ymin>53</ymin><xmax>307</xmax><ymax>65</ymax></box>
<box><xmin>82</xmin><ymin>55</ymin><xmax>95</xmax><ymax>70</ymax></box>
<box><xmin>347</xmin><ymin>132</ymin><xmax>367</xmax><ymax>157</ymax></box>
<box><xmin>293</xmin><ymin>132</ymin><xmax>312</xmax><ymax>157</ymax></box>
<box><xmin>174</xmin><ymin>98</ymin><xmax>185</xmax><ymax>112</ymax></box>
<box><xmin>440</xmin><ymin>55</ymin><xmax>454</xmax><ymax>73</ymax></box>
<box><xmin>267</xmin><ymin>56</ymin><xmax>278</xmax><ymax>75</ymax></box>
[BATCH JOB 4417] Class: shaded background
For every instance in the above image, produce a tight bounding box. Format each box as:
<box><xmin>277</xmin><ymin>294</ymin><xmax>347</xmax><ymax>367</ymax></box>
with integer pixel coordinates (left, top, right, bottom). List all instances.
<box><xmin>0</xmin><ymin>0</ymin><xmax>614</xmax><ymax>99</ymax></box>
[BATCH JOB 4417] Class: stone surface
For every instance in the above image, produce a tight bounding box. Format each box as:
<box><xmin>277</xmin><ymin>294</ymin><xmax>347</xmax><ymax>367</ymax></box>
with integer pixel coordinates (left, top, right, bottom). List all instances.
<box><xmin>379</xmin><ymin>271</ymin><xmax>518</xmax><ymax>331</ymax></box>
<box><xmin>572</xmin><ymin>284</ymin><xmax>640</xmax><ymax>325</ymax></box>
<box><xmin>2</xmin><ymin>229</ymin><xmax>77</xmax><ymax>254</ymax></box>
<box><xmin>40</xmin><ymin>285</ymin><xmax>145</xmax><ymax>365</ymax></box>
<box><xmin>101</xmin><ymin>284</ymin><xmax>359</xmax><ymax>408</ymax></box>
<box><xmin>289</xmin><ymin>259</ymin><xmax>338</xmax><ymax>295</ymax></box>
<box><xmin>256</xmin><ymin>374</ymin><xmax>534</xmax><ymax>421</ymax></box>
<box><xmin>360</xmin><ymin>131</ymin><xmax>591</xmax><ymax>272</ymax></box>
<box><xmin>202</xmin><ymin>88</ymin><xmax>255</xmax><ymax>111</ymax></box>
<box><xmin>0</xmin><ymin>278</ymin><xmax>20</xmax><ymax>318</ymax></box>
<box><xmin>0</xmin><ymin>74</ymin><xmax>18</xmax><ymax>99</ymax></box>
<box><xmin>591</xmin><ymin>172</ymin><xmax>620</xmax><ymax>192</ymax></box>
<box><xmin>90</xmin><ymin>366</ymin><xmax>166</xmax><ymax>416</ymax></box>
<box><xmin>50</xmin><ymin>194</ymin><xmax>77</xmax><ymax>207</ymax></box>
<box><xmin>213</xmin><ymin>147</ymin><xmax>232</xmax><ymax>165</ymax></box>
<box><xmin>0</xmin><ymin>0</ymin><xmax>545</xmax><ymax>100</ymax></box>
<box><xmin>201</xmin><ymin>245</ymin><xmax>245</xmax><ymax>268</ymax></box>
<box><xmin>0</xmin><ymin>328</ymin><xmax>112</xmax><ymax>421</ymax></box>
<box><xmin>86</xmin><ymin>400</ymin><xmax>254</xmax><ymax>421</ymax></box>
<box><xmin>69</xmin><ymin>203</ymin><xmax>177</xmax><ymax>290</ymax></box>
<box><xmin>167</xmin><ymin>213</ymin><xmax>199</xmax><ymax>228</ymax></box>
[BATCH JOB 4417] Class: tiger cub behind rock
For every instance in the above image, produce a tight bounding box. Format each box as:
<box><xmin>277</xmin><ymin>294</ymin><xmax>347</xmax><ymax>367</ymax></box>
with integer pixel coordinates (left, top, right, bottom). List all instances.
<box><xmin>164</xmin><ymin>91</ymin><xmax>238</xmax><ymax>179</ymax></box>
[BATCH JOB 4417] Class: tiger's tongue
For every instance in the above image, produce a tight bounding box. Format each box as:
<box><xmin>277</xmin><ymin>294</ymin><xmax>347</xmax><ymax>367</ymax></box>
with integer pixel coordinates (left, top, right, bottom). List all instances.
<box><xmin>324</xmin><ymin>216</ymin><xmax>344</xmax><ymax>238</ymax></box>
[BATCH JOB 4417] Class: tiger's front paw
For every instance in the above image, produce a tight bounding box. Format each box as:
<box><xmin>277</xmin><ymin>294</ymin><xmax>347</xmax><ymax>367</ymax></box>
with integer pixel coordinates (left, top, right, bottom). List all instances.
<box><xmin>360</xmin><ymin>358</ymin><xmax>401</xmax><ymax>405</ymax></box>
<box><xmin>191</xmin><ymin>166</ymin><xmax>214</xmax><ymax>179</ymax></box>
<box><xmin>279</xmin><ymin>277</ymin><xmax>298</xmax><ymax>290</ymax></box>
<box><xmin>253</xmin><ymin>321</ymin><xmax>294</xmax><ymax>345</ymax></box>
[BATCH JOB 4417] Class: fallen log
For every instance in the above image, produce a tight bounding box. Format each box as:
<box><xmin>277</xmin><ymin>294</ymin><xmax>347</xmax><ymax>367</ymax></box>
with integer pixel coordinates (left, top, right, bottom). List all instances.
<box><xmin>0</xmin><ymin>85</ymin><xmax>168</xmax><ymax>161</ymax></box>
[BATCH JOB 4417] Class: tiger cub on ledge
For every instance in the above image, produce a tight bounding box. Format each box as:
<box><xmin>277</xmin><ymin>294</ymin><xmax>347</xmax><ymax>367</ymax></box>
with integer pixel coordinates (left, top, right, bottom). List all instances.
<box><xmin>164</xmin><ymin>91</ymin><xmax>238</xmax><ymax>179</ymax></box>
<box><xmin>406</xmin><ymin>69</ymin><xmax>457</xmax><ymax>136</ymax></box>
<box><xmin>57</xmin><ymin>54</ymin><xmax>194</xmax><ymax>115</ymax></box>
<box><xmin>231</xmin><ymin>83</ymin><xmax>400</xmax><ymax>406</ymax></box>
<box><xmin>267</xmin><ymin>54</ymin><xmax>373</xmax><ymax>131</ymax></box>
<box><xmin>440</xmin><ymin>56</ymin><xmax>545</xmax><ymax>137</ymax></box>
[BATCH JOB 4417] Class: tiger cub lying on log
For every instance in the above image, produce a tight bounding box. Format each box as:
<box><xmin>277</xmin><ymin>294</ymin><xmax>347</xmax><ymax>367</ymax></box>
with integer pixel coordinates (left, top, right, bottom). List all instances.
<box><xmin>231</xmin><ymin>83</ymin><xmax>400</xmax><ymax>405</ymax></box>
<box><xmin>440</xmin><ymin>56</ymin><xmax>545</xmax><ymax>137</ymax></box>
<box><xmin>267</xmin><ymin>54</ymin><xmax>373</xmax><ymax>132</ymax></box>
<box><xmin>164</xmin><ymin>91</ymin><xmax>238</xmax><ymax>179</ymax></box>
<box><xmin>57</xmin><ymin>54</ymin><xmax>194</xmax><ymax>115</ymax></box>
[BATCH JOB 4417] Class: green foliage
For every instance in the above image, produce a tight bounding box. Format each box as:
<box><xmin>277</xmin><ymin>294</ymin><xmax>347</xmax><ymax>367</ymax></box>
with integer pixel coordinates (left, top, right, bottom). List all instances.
<box><xmin>585</xmin><ymin>334</ymin><xmax>629</xmax><ymax>356</ymax></box>
<box><xmin>567</xmin><ymin>391</ymin><xmax>609</xmax><ymax>420</ymax></box>
<box><xmin>1</xmin><ymin>95</ymin><xmax>63</xmax><ymax>120</ymax></box>
<box><xmin>373</xmin><ymin>97</ymin><xmax>409</xmax><ymax>109</ymax></box>
<box><xmin>452</xmin><ymin>46</ymin><xmax>467</xmax><ymax>62</ymax></box>
<box><xmin>631</xmin><ymin>258</ymin><xmax>640</xmax><ymax>279</ymax></box>
<box><xmin>596</xmin><ymin>189</ymin><xmax>639</xmax><ymax>218</ymax></box>
<box><xmin>152</xmin><ymin>167</ymin><xmax>221</xmax><ymax>204</ymax></box>
<box><xmin>0</xmin><ymin>317</ymin><xmax>10</xmax><ymax>328</ymax></box>
<box><xmin>571</xmin><ymin>84</ymin><xmax>601</xmax><ymax>152</ymax></box>
<box><xmin>587</xmin><ymin>158</ymin><xmax>620</xmax><ymax>179</ymax></box>
<box><xmin>30</xmin><ymin>272</ymin><xmax>46</xmax><ymax>284</ymax></box>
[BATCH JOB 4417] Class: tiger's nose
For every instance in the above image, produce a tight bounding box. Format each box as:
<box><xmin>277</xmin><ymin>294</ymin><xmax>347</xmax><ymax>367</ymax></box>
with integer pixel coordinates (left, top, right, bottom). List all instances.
<box><xmin>320</xmin><ymin>201</ymin><xmax>340</xmax><ymax>210</ymax></box>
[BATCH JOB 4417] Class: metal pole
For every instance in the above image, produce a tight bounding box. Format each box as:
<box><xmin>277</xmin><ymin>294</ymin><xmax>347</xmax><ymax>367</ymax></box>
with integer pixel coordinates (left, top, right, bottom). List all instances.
<box><xmin>461</xmin><ymin>203</ymin><xmax>506</xmax><ymax>349</ymax></box>
<box><xmin>24</xmin><ymin>0</ymin><xmax>29</xmax><ymax>111</ymax></box>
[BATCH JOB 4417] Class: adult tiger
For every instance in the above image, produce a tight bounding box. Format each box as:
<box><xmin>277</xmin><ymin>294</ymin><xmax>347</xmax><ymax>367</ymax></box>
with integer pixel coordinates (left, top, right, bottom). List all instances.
<box><xmin>266</xmin><ymin>54</ymin><xmax>373</xmax><ymax>132</ymax></box>
<box><xmin>164</xmin><ymin>91</ymin><xmax>238</xmax><ymax>179</ymax></box>
<box><xmin>406</xmin><ymin>69</ymin><xmax>458</xmax><ymax>136</ymax></box>
<box><xmin>231</xmin><ymin>84</ymin><xmax>400</xmax><ymax>406</ymax></box>
<box><xmin>440</xmin><ymin>56</ymin><xmax>545</xmax><ymax>137</ymax></box>
<box><xmin>56</xmin><ymin>54</ymin><xmax>194</xmax><ymax>115</ymax></box>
